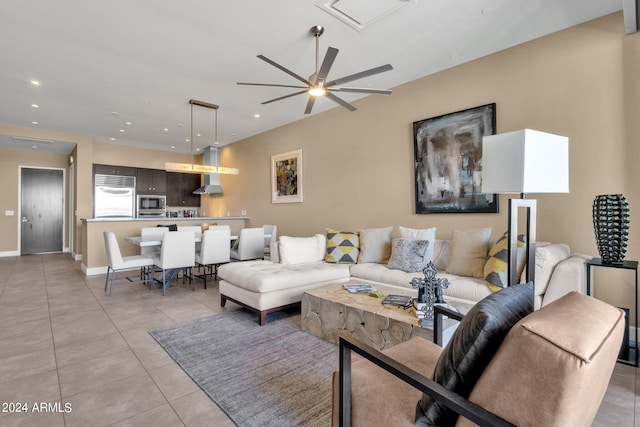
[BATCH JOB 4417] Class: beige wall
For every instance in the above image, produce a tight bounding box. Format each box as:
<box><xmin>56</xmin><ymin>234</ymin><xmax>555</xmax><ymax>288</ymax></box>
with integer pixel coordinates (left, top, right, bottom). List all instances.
<box><xmin>0</xmin><ymin>148</ymin><xmax>69</xmax><ymax>253</ymax></box>
<box><xmin>210</xmin><ymin>12</ymin><xmax>638</xmax><ymax>308</ymax></box>
<box><xmin>0</xmin><ymin>130</ymin><xmax>196</xmax><ymax>256</ymax></box>
<box><xmin>0</xmin><ymin>12</ymin><xmax>636</xmax><ymax>310</ymax></box>
<box><xmin>217</xmin><ymin>13</ymin><xmax>630</xmax><ymax>248</ymax></box>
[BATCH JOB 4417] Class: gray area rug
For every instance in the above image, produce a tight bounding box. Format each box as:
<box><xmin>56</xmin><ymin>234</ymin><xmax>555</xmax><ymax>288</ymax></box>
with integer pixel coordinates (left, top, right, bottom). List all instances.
<box><xmin>150</xmin><ymin>309</ymin><xmax>337</xmax><ymax>427</ymax></box>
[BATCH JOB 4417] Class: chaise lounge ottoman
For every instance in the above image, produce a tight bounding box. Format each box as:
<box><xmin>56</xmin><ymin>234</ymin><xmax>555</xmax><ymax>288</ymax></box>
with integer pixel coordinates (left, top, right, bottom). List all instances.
<box><xmin>218</xmin><ymin>234</ymin><xmax>350</xmax><ymax>325</ymax></box>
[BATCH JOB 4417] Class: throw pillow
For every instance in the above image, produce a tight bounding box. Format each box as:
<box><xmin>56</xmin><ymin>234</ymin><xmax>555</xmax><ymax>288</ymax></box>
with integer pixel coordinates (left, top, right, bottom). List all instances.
<box><xmin>398</xmin><ymin>226</ymin><xmax>436</xmax><ymax>265</ymax></box>
<box><xmin>415</xmin><ymin>282</ymin><xmax>534</xmax><ymax>426</ymax></box>
<box><xmin>483</xmin><ymin>231</ymin><xmax>527</xmax><ymax>292</ymax></box>
<box><xmin>386</xmin><ymin>238</ymin><xmax>430</xmax><ymax>273</ymax></box>
<box><xmin>357</xmin><ymin>226</ymin><xmax>393</xmax><ymax>263</ymax></box>
<box><xmin>446</xmin><ymin>227</ymin><xmax>492</xmax><ymax>278</ymax></box>
<box><xmin>522</xmin><ymin>243</ymin><xmax>570</xmax><ymax>297</ymax></box>
<box><xmin>278</xmin><ymin>234</ymin><xmax>326</xmax><ymax>265</ymax></box>
<box><xmin>325</xmin><ymin>228</ymin><xmax>359</xmax><ymax>264</ymax></box>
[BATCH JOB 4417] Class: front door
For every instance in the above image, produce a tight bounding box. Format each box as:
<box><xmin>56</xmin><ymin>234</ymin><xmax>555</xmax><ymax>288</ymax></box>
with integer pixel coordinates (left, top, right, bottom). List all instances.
<box><xmin>21</xmin><ymin>167</ymin><xmax>64</xmax><ymax>254</ymax></box>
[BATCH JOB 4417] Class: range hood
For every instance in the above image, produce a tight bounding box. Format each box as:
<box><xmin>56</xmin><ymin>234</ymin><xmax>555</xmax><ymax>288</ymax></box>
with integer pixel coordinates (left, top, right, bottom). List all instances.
<box><xmin>193</xmin><ymin>146</ymin><xmax>223</xmax><ymax>195</ymax></box>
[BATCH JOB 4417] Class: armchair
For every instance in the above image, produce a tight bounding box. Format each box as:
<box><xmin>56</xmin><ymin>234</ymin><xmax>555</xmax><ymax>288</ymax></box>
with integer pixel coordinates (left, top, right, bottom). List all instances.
<box><xmin>334</xmin><ymin>291</ymin><xmax>624</xmax><ymax>427</ymax></box>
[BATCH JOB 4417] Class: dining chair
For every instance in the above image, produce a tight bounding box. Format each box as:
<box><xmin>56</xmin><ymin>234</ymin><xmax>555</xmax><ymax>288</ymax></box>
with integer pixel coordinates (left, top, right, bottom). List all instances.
<box><xmin>194</xmin><ymin>227</ymin><xmax>231</xmax><ymax>288</ymax></box>
<box><xmin>152</xmin><ymin>231</ymin><xmax>196</xmax><ymax>296</ymax></box>
<box><xmin>177</xmin><ymin>226</ymin><xmax>202</xmax><ymax>233</ymax></box>
<box><xmin>103</xmin><ymin>231</ymin><xmax>154</xmax><ymax>296</ymax></box>
<box><xmin>263</xmin><ymin>224</ymin><xmax>277</xmax><ymax>258</ymax></box>
<box><xmin>178</xmin><ymin>225</ymin><xmax>203</xmax><ymax>252</ymax></box>
<box><xmin>230</xmin><ymin>227</ymin><xmax>265</xmax><ymax>261</ymax></box>
<box><xmin>139</xmin><ymin>226</ymin><xmax>168</xmax><ymax>279</ymax></box>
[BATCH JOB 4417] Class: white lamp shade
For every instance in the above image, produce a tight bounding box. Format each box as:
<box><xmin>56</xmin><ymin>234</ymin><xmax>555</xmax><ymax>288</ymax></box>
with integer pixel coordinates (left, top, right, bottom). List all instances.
<box><xmin>481</xmin><ymin>129</ymin><xmax>569</xmax><ymax>194</ymax></box>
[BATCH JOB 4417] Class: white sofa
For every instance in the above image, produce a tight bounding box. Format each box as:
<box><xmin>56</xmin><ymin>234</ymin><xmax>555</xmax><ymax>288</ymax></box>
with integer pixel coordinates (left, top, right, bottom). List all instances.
<box><xmin>218</xmin><ymin>229</ymin><xmax>590</xmax><ymax>325</ymax></box>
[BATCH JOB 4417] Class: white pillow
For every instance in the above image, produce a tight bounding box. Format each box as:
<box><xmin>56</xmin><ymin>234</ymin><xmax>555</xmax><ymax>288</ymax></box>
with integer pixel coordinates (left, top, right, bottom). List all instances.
<box><xmin>523</xmin><ymin>243</ymin><xmax>570</xmax><ymax>296</ymax></box>
<box><xmin>399</xmin><ymin>226</ymin><xmax>436</xmax><ymax>265</ymax></box>
<box><xmin>278</xmin><ymin>234</ymin><xmax>326</xmax><ymax>264</ymax></box>
<box><xmin>446</xmin><ymin>227</ymin><xmax>492</xmax><ymax>278</ymax></box>
<box><xmin>433</xmin><ymin>239</ymin><xmax>450</xmax><ymax>271</ymax></box>
<box><xmin>357</xmin><ymin>226</ymin><xmax>393</xmax><ymax>263</ymax></box>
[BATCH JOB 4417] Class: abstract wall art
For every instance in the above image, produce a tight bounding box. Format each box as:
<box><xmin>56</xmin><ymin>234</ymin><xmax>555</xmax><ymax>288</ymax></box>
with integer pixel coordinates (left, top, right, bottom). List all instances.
<box><xmin>413</xmin><ymin>103</ymin><xmax>498</xmax><ymax>214</ymax></box>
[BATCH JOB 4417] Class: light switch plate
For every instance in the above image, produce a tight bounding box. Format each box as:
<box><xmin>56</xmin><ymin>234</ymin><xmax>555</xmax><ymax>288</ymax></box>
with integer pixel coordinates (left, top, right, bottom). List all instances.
<box><xmin>5</xmin><ymin>210</ymin><xmax>14</xmax><ymax>216</ymax></box>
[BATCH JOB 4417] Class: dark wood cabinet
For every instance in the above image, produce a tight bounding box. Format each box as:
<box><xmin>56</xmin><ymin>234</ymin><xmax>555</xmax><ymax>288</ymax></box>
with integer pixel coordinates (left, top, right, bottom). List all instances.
<box><xmin>136</xmin><ymin>168</ymin><xmax>166</xmax><ymax>195</ymax></box>
<box><xmin>166</xmin><ymin>172</ymin><xmax>201</xmax><ymax>207</ymax></box>
<box><xmin>93</xmin><ymin>164</ymin><xmax>137</xmax><ymax>177</ymax></box>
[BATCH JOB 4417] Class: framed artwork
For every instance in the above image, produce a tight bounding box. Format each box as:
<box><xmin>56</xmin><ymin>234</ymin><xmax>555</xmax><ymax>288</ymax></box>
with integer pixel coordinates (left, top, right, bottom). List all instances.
<box><xmin>271</xmin><ymin>149</ymin><xmax>303</xmax><ymax>203</ymax></box>
<box><xmin>413</xmin><ymin>103</ymin><xmax>498</xmax><ymax>214</ymax></box>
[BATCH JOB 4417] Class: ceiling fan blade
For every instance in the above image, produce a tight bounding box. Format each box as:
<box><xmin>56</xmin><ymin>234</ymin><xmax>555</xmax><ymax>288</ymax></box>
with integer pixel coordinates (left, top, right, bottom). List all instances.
<box><xmin>326</xmin><ymin>64</ymin><xmax>393</xmax><ymax>87</ymax></box>
<box><xmin>326</xmin><ymin>92</ymin><xmax>357</xmax><ymax>112</ymax></box>
<box><xmin>304</xmin><ymin>96</ymin><xmax>316</xmax><ymax>114</ymax></box>
<box><xmin>257</xmin><ymin>55</ymin><xmax>312</xmax><ymax>86</ymax></box>
<box><xmin>316</xmin><ymin>47</ymin><xmax>339</xmax><ymax>83</ymax></box>
<box><xmin>328</xmin><ymin>87</ymin><xmax>392</xmax><ymax>95</ymax></box>
<box><xmin>261</xmin><ymin>89</ymin><xmax>308</xmax><ymax>105</ymax></box>
<box><xmin>237</xmin><ymin>82</ymin><xmax>308</xmax><ymax>89</ymax></box>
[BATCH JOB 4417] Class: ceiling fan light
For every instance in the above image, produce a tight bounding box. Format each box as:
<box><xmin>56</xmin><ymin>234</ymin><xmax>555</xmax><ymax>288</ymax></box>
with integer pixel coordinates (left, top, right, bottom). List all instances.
<box><xmin>309</xmin><ymin>87</ymin><xmax>326</xmax><ymax>97</ymax></box>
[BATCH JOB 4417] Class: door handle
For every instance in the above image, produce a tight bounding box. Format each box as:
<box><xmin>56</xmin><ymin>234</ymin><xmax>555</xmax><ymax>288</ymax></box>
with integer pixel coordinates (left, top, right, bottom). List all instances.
<box><xmin>21</xmin><ymin>217</ymin><xmax>29</xmax><ymax>223</ymax></box>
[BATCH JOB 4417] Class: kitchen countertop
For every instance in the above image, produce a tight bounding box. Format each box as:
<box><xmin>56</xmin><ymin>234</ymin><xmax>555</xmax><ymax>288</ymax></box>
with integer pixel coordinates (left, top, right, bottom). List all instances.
<box><xmin>82</xmin><ymin>216</ymin><xmax>249</xmax><ymax>222</ymax></box>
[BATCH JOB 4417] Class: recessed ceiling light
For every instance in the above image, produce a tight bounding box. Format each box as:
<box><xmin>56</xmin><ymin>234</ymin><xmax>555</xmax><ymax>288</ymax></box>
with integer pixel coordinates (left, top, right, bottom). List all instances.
<box><xmin>185</xmin><ymin>138</ymin><xmax>190</xmax><ymax>142</ymax></box>
<box><xmin>196</xmin><ymin>148</ymin><xmax>201</xmax><ymax>152</ymax></box>
<box><xmin>119</xmin><ymin>129</ymin><xmax>125</xmax><ymax>133</ymax></box>
<box><xmin>125</xmin><ymin>122</ymin><xmax>132</xmax><ymax>126</ymax></box>
<box><xmin>163</xmin><ymin>128</ymin><xmax>169</xmax><ymax>132</ymax></box>
<box><xmin>29</xmin><ymin>80</ymin><xmax>40</xmax><ymax>86</ymax></box>
<box><xmin>31</xmin><ymin>121</ymin><xmax>39</xmax><ymax>125</ymax></box>
<box><xmin>31</xmin><ymin>104</ymin><xmax>39</xmax><ymax>108</ymax></box>
<box><xmin>110</xmin><ymin>137</ymin><xmax>116</xmax><ymax>141</ymax></box>
<box><xmin>254</xmin><ymin>114</ymin><xmax>260</xmax><ymax>118</ymax></box>
<box><xmin>196</xmin><ymin>133</ymin><xmax>201</xmax><ymax>137</ymax></box>
<box><xmin>109</xmin><ymin>111</ymin><xmax>119</xmax><ymax>116</ymax></box>
<box><xmin>171</xmin><ymin>145</ymin><xmax>176</xmax><ymax>149</ymax></box>
<box><xmin>31</xmin><ymin>145</ymin><xmax>38</xmax><ymax>149</ymax></box>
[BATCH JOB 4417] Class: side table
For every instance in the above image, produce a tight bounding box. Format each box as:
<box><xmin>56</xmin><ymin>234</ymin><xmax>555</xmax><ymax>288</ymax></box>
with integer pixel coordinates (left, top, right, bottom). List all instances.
<box><xmin>586</xmin><ymin>258</ymin><xmax>638</xmax><ymax>367</ymax></box>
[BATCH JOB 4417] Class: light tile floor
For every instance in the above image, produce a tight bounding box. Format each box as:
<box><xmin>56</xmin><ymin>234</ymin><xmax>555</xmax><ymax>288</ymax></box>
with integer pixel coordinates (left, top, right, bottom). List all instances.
<box><xmin>0</xmin><ymin>253</ymin><xmax>636</xmax><ymax>426</ymax></box>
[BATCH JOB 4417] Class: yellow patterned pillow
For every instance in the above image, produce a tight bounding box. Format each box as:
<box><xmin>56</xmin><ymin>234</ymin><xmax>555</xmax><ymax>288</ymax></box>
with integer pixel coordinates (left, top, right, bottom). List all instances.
<box><xmin>325</xmin><ymin>228</ymin><xmax>360</xmax><ymax>264</ymax></box>
<box><xmin>484</xmin><ymin>232</ymin><xmax>527</xmax><ymax>292</ymax></box>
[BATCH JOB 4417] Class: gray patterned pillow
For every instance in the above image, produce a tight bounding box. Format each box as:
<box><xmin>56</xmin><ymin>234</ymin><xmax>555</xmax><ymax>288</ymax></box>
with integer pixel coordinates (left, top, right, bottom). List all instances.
<box><xmin>386</xmin><ymin>238</ymin><xmax>430</xmax><ymax>273</ymax></box>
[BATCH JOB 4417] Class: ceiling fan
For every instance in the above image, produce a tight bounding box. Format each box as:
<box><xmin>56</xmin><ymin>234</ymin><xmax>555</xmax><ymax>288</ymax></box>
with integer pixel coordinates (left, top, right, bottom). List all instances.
<box><xmin>237</xmin><ymin>25</ymin><xmax>393</xmax><ymax>114</ymax></box>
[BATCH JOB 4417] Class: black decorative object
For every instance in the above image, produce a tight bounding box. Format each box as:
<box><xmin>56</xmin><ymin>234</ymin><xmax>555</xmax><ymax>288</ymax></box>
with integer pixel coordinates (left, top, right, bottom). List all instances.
<box><xmin>592</xmin><ymin>194</ymin><xmax>630</xmax><ymax>264</ymax></box>
<box><xmin>410</xmin><ymin>261</ymin><xmax>450</xmax><ymax>327</ymax></box>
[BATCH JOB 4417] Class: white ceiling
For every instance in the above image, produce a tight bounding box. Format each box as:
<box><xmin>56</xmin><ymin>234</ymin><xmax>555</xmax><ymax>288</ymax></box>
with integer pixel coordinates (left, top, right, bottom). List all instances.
<box><xmin>0</xmin><ymin>0</ymin><xmax>623</xmax><ymax>155</ymax></box>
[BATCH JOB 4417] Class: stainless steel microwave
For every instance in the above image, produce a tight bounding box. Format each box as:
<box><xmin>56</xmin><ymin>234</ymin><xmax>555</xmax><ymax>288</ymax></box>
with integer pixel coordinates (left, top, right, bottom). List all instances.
<box><xmin>137</xmin><ymin>195</ymin><xmax>166</xmax><ymax>218</ymax></box>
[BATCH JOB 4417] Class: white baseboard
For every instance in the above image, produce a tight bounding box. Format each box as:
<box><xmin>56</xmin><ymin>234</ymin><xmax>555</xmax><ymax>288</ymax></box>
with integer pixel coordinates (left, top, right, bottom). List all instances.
<box><xmin>0</xmin><ymin>250</ymin><xmax>20</xmax><ymax>257</ymax></box>
<box><xmin>82</xmin><ymin>264</ymin><xmax>109</xmax><ymax>276</ymax></box>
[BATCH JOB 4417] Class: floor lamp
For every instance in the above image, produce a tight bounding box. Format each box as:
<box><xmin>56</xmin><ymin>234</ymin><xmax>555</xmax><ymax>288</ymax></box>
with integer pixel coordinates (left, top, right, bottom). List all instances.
<box><xmin>482</xmin><ymin>129</ymin><xmax>569</xmax><ymax>287</ymax></box>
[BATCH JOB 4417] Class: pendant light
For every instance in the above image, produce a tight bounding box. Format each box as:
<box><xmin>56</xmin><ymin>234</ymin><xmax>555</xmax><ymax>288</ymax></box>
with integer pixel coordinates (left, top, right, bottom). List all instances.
<box><xmin>165</xmin><ymin>99</ymin><xmax>239</xmax><ymax>175</ymax></box>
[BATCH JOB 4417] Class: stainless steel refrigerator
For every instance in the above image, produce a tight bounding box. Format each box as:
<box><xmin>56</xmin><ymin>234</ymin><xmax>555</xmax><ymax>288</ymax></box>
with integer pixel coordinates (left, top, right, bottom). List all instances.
<box><xmin>94</xmin><ymin>174</ymin><xmax>136</xmax><ymax>218</ymax></box>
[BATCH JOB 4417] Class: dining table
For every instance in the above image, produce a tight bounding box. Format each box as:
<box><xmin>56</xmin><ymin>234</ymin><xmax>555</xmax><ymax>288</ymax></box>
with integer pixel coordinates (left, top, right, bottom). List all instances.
<box><xmin>125</xmin><ymin>233</ymin><xmax>238</xmax><ymax>247</ymax></box>
<box><xmin>124</xmin><ymin>232</ymin><xmax>240</xmax><ymax>290</ymax></box>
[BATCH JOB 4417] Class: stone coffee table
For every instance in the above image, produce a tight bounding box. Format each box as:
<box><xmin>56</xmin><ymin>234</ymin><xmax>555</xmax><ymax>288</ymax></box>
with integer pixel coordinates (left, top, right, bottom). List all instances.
<box><xmin>301</xmin><ymin>281</ymin><xmax>470</xmax><ymax>350</ymax></box>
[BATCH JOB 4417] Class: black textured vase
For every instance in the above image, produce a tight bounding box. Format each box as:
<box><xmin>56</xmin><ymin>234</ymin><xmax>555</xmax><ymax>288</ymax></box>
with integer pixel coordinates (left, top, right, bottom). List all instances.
<box><xmin>592</xmin><ymin>194</ymin><xmax>630</xmax><ymax>264</ymax></box>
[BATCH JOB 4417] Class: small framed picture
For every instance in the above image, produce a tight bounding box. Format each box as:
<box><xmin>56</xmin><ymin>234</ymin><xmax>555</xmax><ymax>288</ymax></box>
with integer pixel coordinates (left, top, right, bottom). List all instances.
<box><xmin>271</xmin><ymin>149</ymin><xmax>303</xmax><ymax>203</ymax></box>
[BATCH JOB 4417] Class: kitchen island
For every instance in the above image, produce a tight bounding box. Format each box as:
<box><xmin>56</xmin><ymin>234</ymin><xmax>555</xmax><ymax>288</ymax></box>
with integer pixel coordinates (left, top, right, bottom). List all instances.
<box><xmin>81</xmin><ymin>216</ymin><xmax>249</xmax><ymax>275</ymax></box>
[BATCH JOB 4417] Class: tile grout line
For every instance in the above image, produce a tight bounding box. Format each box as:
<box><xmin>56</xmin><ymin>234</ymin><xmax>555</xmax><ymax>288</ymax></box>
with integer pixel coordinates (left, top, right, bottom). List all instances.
<box><xmin>78</xmin><ymin>257</ymin><xmax>190</xmax><ymax>427</ymax></box>
<box><xmin>41</xmin><ymin>254</ymin><xmax>68</xmax><ymax>427</ymax></box>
